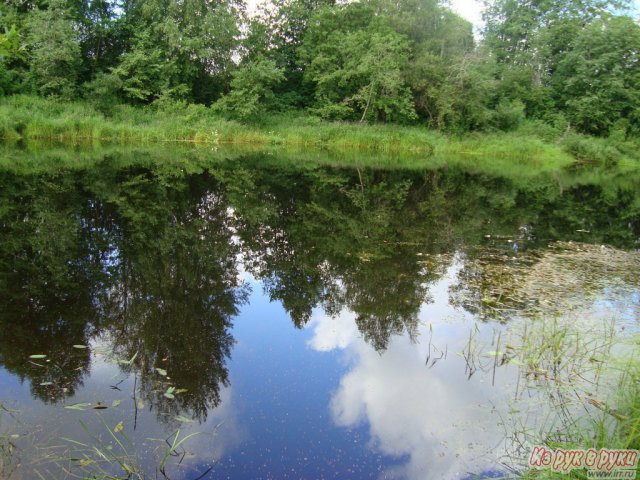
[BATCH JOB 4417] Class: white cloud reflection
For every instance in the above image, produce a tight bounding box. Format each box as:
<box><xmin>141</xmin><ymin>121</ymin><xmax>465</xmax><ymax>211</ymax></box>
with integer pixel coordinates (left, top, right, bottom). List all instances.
<box><xmin>308</xmin><ymin>268</ymin><xmax>516</xmax><ymax>479</ymax></box>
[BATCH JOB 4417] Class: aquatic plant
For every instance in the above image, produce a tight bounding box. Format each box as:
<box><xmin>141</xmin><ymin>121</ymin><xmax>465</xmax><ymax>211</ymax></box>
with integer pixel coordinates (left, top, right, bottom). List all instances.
<box><xmin>40</xmin><ymin>416</ymin><xmax>214</xmax><ymax>479</ymax></box>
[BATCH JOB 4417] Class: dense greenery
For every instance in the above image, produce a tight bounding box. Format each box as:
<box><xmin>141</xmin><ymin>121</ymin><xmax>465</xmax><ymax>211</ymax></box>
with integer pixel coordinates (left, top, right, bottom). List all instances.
<box><xmin>0</xmin><ymin>0</ymin><xmax>638</xmax><ymax>140</ymax></box>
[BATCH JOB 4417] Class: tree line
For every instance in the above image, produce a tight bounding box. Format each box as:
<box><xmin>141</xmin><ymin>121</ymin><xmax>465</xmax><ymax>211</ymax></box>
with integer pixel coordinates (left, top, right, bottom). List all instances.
<box><xmin>0</xmin><ymin>0</ymin><xmax>638</xmax><ymax>136</ymax></box>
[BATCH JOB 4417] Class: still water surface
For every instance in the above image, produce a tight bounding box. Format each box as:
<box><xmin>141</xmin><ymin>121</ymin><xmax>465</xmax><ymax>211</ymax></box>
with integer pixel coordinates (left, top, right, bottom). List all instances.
<box><xmin>0</xmin><ymin>149</ymin><xmax>638</xmax><ymax>479</ymax></box>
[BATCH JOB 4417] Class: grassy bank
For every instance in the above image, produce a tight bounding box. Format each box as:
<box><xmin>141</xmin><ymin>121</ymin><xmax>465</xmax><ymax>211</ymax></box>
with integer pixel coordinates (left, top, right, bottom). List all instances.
<box><xmin>0</xmin><ymin>95</ymin><xmax>596</xmax><ymax>168</ymax></box>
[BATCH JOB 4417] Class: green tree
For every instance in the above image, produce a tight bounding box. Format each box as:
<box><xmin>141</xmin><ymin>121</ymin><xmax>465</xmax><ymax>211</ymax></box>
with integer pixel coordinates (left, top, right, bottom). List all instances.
<box><xmin>70</xmin><ymin>0</ymin><xmax>123</xmax><ymax>79</ymax></box>
<box><xmin>25</xmin><ymin>0</ymin><xmax>81</xmax><ymax>98</ymax></box>
<box><xmin>0</xmin><ymin>25</ymin><xmax>26</xmax><ymax>95</ymax></box>
<box><xmin>374</xmin><ymin>0</ymin><xmax>476</xmax><ymax>125</ymax></box>
<box><xmin>111</xmin><ymin>0</ymin><xmax>242</xmax><ymax>104</ymax></box>
<box><xmin>110</xmin><ymin>29</ymin><xmax>179</xmax><ymax>103</ymax></box>
<box><xmin>483</xmin><ymin>0</ymin><xmax>630</xmax><ymax>68</ymax></box>
<box><xmin>301</xmin><ymin>3</ymin><xmax>416</xmax><ymax>122</ymax></box>
<box><xmin>253</xmin><ymin>0</ymin><xmax>335</xmax><ymax>108</ymax></box>
<box><xmin>482</xmin><ymin>0</ymin><xmax>632</xmax><ymax>120</ymax></box>
<box><xmin>214</xmin><ymin>57</ymin><xmax>285</xmax><ymax>121</ymax></box>
<box><xmin>554</xmin><ymin>16</ymin><xmax>640</xmax><ymax>136</ymax></box>
<box><xmin>424</xmin><ymin>50</ymin><xmax>496</xmax><ymax>131</ymax></box>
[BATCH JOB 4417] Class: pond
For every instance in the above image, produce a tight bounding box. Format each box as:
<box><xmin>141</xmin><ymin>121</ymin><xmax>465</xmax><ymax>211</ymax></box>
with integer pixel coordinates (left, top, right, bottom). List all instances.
<box><xmin>0</xmin><ymin>147</ymin><xmax>638</xmax><ymax>479</ymax></box>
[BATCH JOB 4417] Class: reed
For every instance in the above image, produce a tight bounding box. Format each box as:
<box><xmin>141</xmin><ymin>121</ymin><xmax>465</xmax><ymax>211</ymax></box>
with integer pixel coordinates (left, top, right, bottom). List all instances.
<box><xmin>0</xmin><ymin>95</ymin><xmax>585</xmax><ymax>167</ymax></box>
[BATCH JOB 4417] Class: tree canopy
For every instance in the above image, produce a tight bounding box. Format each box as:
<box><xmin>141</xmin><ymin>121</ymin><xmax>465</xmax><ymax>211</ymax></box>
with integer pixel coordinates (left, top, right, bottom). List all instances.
<box><xmin>0</xmin><ymin>0</ymin><xmax>638</xmax><ymax>136</ymax></box>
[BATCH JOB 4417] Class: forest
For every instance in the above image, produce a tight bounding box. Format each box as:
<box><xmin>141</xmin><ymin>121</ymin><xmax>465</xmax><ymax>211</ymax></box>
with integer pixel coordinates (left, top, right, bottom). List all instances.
<box><xmin>0</xmin><ymin>0</ymin><xmax>639</xmax><ymax>144</ymax></box>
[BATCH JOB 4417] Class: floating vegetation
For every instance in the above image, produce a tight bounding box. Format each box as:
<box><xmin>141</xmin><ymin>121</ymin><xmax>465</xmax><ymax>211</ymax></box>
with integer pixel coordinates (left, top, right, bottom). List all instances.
<box><xmin>42</xmin><ymin>418</ymin><xmax>214</xmax><ymax>480</ymax></box>
<box><xmin>451</xmin><ymin>241</ymin><xmax>640</xmax><ymax>321</ymax></box>
<box><xmin>64</xmin><ymin>403</ymin><xmax>94</xmax><ymax>411</ymax></box>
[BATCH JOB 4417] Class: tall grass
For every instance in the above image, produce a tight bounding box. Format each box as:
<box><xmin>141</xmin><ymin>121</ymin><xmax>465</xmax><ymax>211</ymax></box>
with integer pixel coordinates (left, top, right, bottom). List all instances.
<box><xmin>503</xmin><ymin>319</ymin><xmax>640</xmax><ymax>479</ymax></box>
<box><xmin>0</xmin><ymin>95</ymin><xmax>581</xmax><ymax>167</ymax></box>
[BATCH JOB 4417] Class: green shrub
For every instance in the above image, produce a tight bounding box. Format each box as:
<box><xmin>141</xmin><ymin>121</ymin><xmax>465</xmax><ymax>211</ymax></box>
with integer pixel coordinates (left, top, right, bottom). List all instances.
<box><xmin>561</xmin><ymin>133</ymin><xmax>623</xmax><ymax>166</ymax></box>
<box><xmin>490</xmin><ymin>98</ymin><xmax>526</xmax><ymax>131</ymax></box>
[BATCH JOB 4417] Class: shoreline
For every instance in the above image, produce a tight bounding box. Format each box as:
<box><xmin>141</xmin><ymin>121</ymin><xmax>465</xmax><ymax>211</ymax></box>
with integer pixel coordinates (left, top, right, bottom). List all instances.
<box><xmin>0</xmin><ymin>95</ymin><xmax>566</xmax><ymax>160</ymax></box>
<box><xmin>1</xmin><ymin>95</ymin><xmax>637</xmax><ymax>168</ymax></box>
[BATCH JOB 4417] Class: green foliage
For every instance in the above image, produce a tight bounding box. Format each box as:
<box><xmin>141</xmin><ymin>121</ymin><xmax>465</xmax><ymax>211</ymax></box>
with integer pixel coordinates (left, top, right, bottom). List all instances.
<box><xmin>0</xmin><ymin>23</ymin><xmax>27</xmax><ymax>96</ymax></box>
<box><xmin>0</xmin><ymin>0</ymin><xmax>637</xmax><ymax>142</ymax></box>
<box><xmin>253</xmin><ymin>0</ymin><xmax>334</xmax><ymax>107</ymax></box>
<box><xmin>301</xmin><ymin>3</ymin><xmax>416</xmax><ymax>122</ymax></box>
<box><xmin>490</xmin><ymin>98</ymin><xmax>525</xmax><ymax>131</ymax></box>
<box><xmin>483</xmin><ymin>0</ymin><xmax>637</xmax><ymax>136</ymax></box>
<box><xmin>0</xmin><ymin>61</ymin><xmax>21</xmax><ymax>97</ymax></box>
<box><xmin>82</xmin><ymin>71</ymin><xmax>122</xmax><ymax>114</ymax></box>
<box><xmin>107</xmin><ymin>0</ymin><xmax>242</xmax><ymax>104</ymax></box>
<box><xmin>110</xmin><ymin>31</ymin><xmax>177</xmax><ymax>104</ymax></box>
<box><xmin>428</xmin><ymin>51</ymin><xmax>496</xmax><ymax>132</ymax></box>
<box><xmin>554</xmin><ymin>16</ymin><xmax>640</xmax><ymax>136</ymax></box>
<box><xmin>72</xmin><ymin>0</ymin><xmax>121</xmax><ymax>79</ymax></box>
<box><xmin>214</xmin><ymin>57</ymin><xmax>285</xmax><ymax>121</ymax></box>
<box><xmin>0</xmin><ymin>25</ymin><xmax>25</xmax><ymax>62</ymax></box>
<box><xmin>25</xmin><ymin>0</ymin><xmax>81</xmax><ymax>99</ymax></box>
<box><xmin>560</xmin><ymin>133</ymin><xmax>625</xmax><ymax>166</ymax></box>
<box><xmin>483</xmin><ymin>0</ymin><xmax>630</xmax><ymax>67</ymax></box>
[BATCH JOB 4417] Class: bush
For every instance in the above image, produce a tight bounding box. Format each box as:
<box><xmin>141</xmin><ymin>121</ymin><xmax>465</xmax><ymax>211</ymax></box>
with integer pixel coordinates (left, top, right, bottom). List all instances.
<box><xmin>517</xmin><ymin>119</ymin><xmax>564</xmax><ymax>143</ymax></box>
<box><xmin>490</xmin><ymin>98</ymin><xmax>525</xmax><ymax>131</ymax></box>
<box><xmin>83</xmin><ymin>73</ymin><xmax>123</xmax><ymax>115</ymax></box>
<box><xmin>561</xmin><ymin>133</ymin><xmax>623</xmax><ymax>166</ymax></box>
<box><xmin>311</xmin><ymin>103</ymin><xmax>354</xmax><ymax>121</ymax></box>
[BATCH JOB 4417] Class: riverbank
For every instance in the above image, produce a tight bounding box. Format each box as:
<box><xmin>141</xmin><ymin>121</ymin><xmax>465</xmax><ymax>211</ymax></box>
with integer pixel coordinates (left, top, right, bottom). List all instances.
<box><xmin>1</xmin><ymin>95</ymin><xmax>638</xmax><ymax>168</ymax></box>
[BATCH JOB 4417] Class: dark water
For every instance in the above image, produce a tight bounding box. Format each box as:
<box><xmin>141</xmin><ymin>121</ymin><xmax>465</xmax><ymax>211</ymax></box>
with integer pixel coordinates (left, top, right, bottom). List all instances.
<box><xmin>0</xmin><ymin>149</ymin><xmax>638</xmax><ymax>479</ymax></box>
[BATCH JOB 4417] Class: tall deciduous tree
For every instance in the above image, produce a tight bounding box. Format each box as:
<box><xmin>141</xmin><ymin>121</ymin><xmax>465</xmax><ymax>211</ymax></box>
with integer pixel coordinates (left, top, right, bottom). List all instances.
<box><xmin>26</xmin><ymin>0</ymin><xmax>82</xmax><ymax>99</ymax></box>
<box><xmin>69</xmin><ymin>0</ymin><xmax>122</xmax><ymax>79</ymax></box>
<box><xmin>554</xmin><ymin>16</ymin><xmax>640</xmax><ymax>136</ymax></box>
<box><xmin>214</xmin><ymin>57</ymin><xmax>285</xmax><ymax>120</ymax></box>
<box><xmin>253</xmin><ymin>0</ymin><xmax>335</xmax><ymax>107</ymax></box>
<box><xmin>301</xmin><ymin>3</ymin><xmax>416</xmax><ymax>122</ymax></box>
<box><xmin>111</xmin><ymin>0</ymin><xmax>243</xmax><ymax>104</ymax></box>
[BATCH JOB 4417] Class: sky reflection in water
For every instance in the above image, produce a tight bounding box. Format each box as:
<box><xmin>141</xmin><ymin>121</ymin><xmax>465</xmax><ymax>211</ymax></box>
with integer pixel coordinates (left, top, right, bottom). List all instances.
<box><xmin>0</xmin><ymin>151</ymin><xmax>638</xmax><ymax>479</ymax></box>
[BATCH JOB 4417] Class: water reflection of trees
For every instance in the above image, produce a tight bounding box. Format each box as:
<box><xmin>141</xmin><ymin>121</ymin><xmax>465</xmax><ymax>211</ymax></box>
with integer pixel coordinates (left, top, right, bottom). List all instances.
<box><xmin>0</xmin><ymin>173</ymin><xmax>103</xmax><ymax>402</ymax></box>
<box><xmin>231</xmin><ymin>164</ymin><xmax>478</xmax><ymax>350</ymax></box>
<box><xmin>0</xmin><ymin>166</ymin><xmax>247</xmax><ymax>422</ymax></box>
<box><xmin>0</xmin><ymin>154</ymin><xmax>638</xmax><ymax>411</ymax></box>
<box><xmin>96</xmin><ymin>171</ymin><xmax>248</xmax><ymax>422</ymax></box>
<box><xmin>228</xmin><ymin>158</ymin><xmax>639</xmax><ymax>349</ymax></box>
